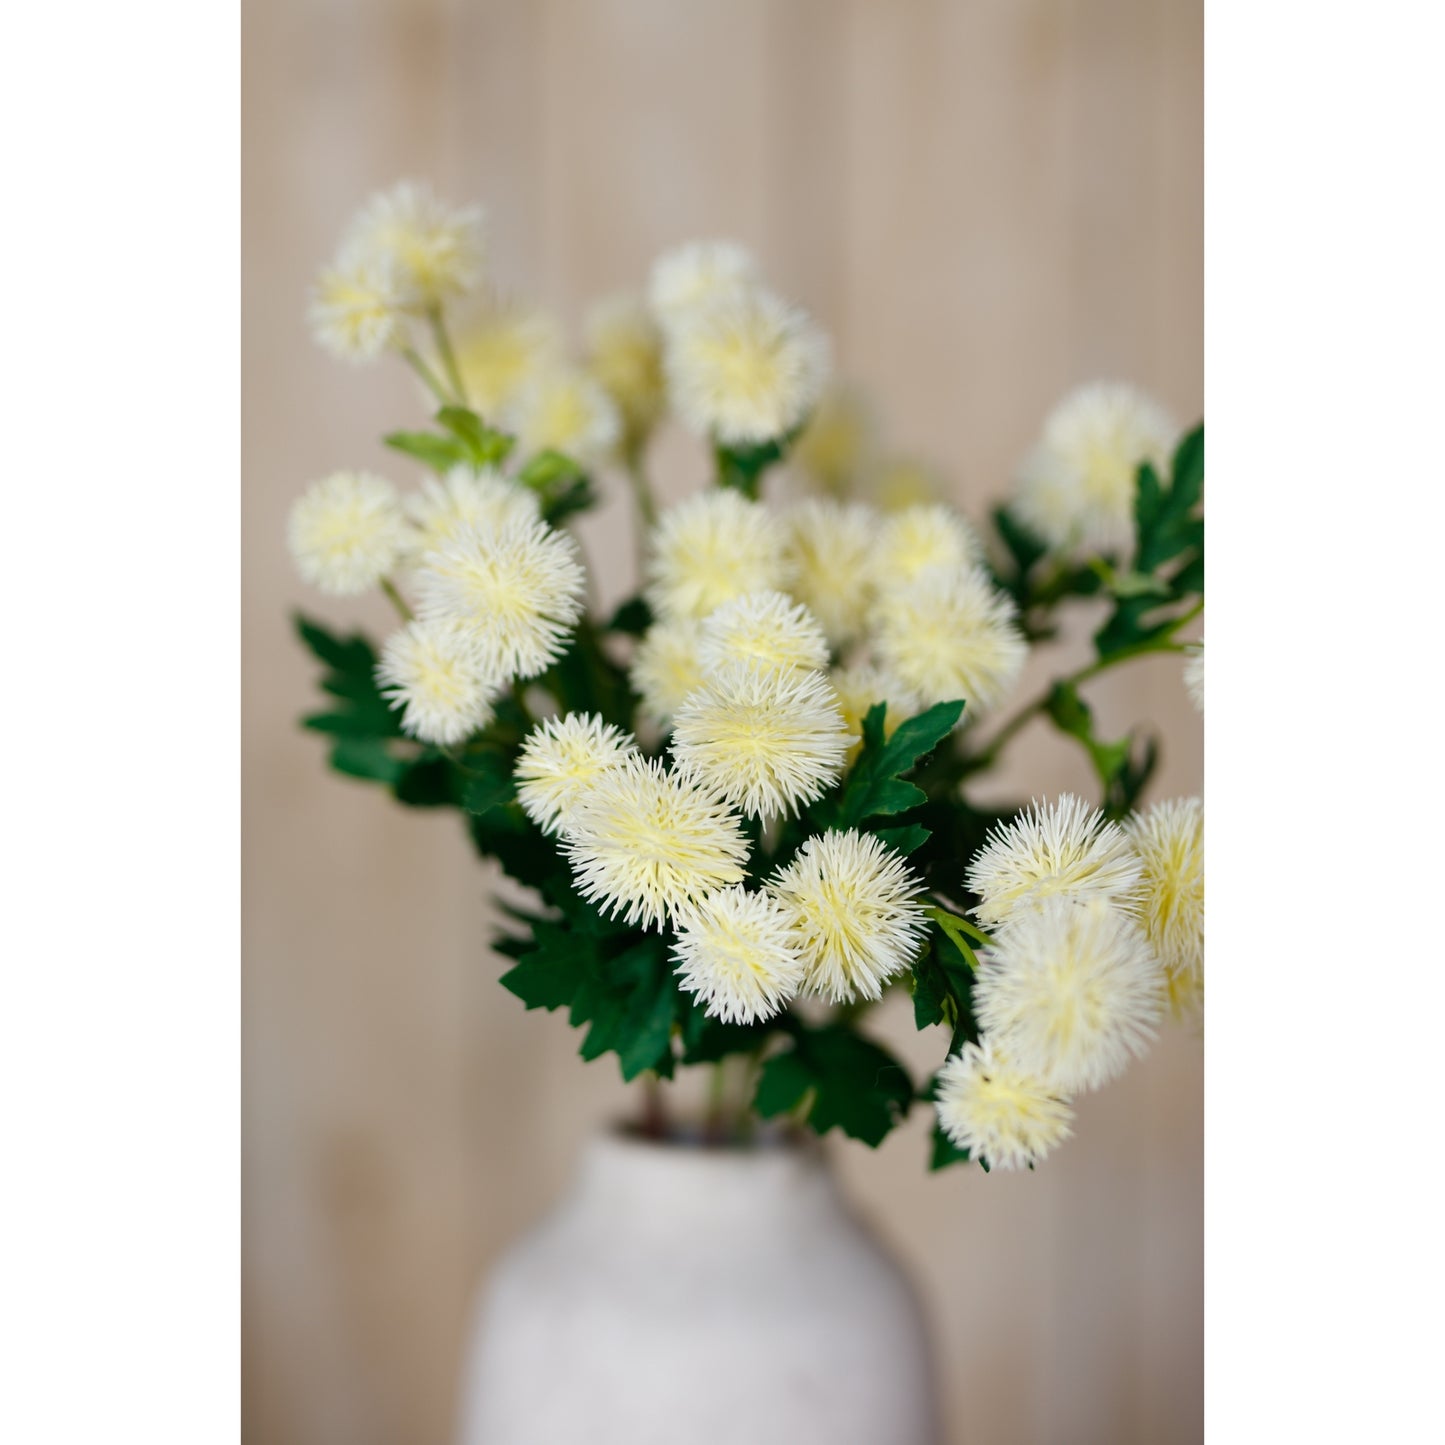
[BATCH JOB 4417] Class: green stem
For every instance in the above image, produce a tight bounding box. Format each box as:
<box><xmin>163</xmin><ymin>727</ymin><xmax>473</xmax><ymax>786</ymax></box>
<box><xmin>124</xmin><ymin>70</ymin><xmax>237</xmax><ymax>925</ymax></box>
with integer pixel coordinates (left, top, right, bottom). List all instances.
<box><xmin>625</xmin><ymin>450</ymin><xmax>658</xmax><ymax>534</ymax></box>
<box><xmin>401</xmin><ymin>347</ymin><xmax>452</xmax><ymax>408</ymax></box>
<box><xmin>380</xmin><ymin>576</ymin><xmax>414</xmax><ymax>622</ymax></box>
<box><xmin>428</xmin><ymin>305</ymin><xmax>468</xmax><ymax>406</ymax></box>
<box><xmin>968</xmin><ymin>606</ymin><xmax>1201</xmax><ymax>774</ymax></box>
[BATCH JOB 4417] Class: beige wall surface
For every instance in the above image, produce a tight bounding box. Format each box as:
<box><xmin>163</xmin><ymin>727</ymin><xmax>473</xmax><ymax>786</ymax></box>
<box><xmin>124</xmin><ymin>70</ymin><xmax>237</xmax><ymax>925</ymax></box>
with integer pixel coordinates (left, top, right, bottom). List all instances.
<box><xmin>243</xmin><ymin>2</ymin><xmax>1203</xmax><ymax>1442</ymax></box>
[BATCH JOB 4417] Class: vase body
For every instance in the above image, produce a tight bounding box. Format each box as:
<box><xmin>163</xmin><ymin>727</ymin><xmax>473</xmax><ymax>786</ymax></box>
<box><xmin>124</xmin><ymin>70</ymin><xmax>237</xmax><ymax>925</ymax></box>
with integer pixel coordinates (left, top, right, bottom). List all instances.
<box><xmin>456</xmin><ymin>1129</ymin><xmax>940</xmax><ymax>1445</ymax></box>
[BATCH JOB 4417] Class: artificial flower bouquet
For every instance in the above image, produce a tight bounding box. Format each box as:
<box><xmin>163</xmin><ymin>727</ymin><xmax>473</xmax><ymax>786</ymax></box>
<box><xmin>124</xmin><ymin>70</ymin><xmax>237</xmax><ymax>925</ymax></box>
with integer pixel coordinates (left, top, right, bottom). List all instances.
<box><xmin>289</xmin><ymin>181</ymin><xmax>1204</xmax><ymax>1173</ymax></box>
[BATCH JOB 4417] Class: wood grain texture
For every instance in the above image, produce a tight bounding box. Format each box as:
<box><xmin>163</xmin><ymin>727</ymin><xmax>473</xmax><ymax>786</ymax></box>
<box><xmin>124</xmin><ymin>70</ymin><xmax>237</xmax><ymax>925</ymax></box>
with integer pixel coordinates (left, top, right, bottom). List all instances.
<box><xmin>242</xmin><ymin>2</ymin><xmax>1202</xmax><ymax>1441</ymax></box>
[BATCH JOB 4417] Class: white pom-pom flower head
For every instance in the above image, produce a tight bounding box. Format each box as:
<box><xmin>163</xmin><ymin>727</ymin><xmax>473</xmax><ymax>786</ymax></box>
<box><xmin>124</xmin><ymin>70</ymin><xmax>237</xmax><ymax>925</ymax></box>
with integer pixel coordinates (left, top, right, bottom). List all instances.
<box><xmin>505</xmin><ymin>366</ymin><xmax>621</xmax><ymax>470</ymax></box>
<box><xmin>699</xmin><ymin>590</ymin><xmax>829</xmax><ymax>677</ymax></box>
<box><xmin>665</xmin><ymin>287</ymin><xmax>831</xmax><ymax>446</ymax></box>
<box><xmin>870</xmin><ymin>503</ymin><xmax>982</xmax><ymax>589</ymax></box>
<box><xmin>415</xmin><ymin>514</ymin><xmax>586</xmax><ymax>680</ymax></box>
<box><xmin>454</xmin><ymin>295</ymin><xmax>564</xmax><ymax>417</ymax></box>
<box><xmin>934</xmin><ymin>1039</ymin><xmax>1074</xmax><ymax>1172</ymax></box>
<box><xmin>629</xmin><ymin>615</ymin><xmax>706</xmax><ymax>728</ymax></box>
<box><xmin>1126</xmin><ymin>796</ymin><xmax>1204</xmax><ymax>980</ymax></box>
<box><xmin>648</xmin><ymin>240</ymin><xmax>760</xmax><ymax>331</ymax></box>
<box><xmin>288</xmin><ymin>470</ymin><xmax>412</xmax><ymax>596</ymax></box>
<box><xmin>671</xmin><ymin>662</ymin><xmax>851</xmax><ymax>823</ymax></box>
<box><xmin>768</xmin><ymin>829</ymin><xmax>926</xmax><ymax>1004</ymax></box>
<box><xmin>973</xmin><ymin>898</ymin><xmax>1165</xmax><ymax>1094</ymax></box>
<box><xmin>872</xmin><ymin>566</ymin><xmax>1027</xmax><ymax>715</ymax></box>
<box><xmin>404</xmin><ymin>467</ymin><xmax>539</xmax><ymax>561</ymax></box>
<box><xmin>644</xmin><ymin>490</ymin><xmax>790</xmax><ymax>623</ymax></box>
<box><xmin>584</xmin><ymin>293</ymin><xmax>667</xmax><ymax>450</ymax></box>
<box><xmin>829</xmin><ymin>663</ymin><xmax>921</xmax><ymax>765</ymax></box>
<box><xmin>308</xmin><ymin>246</ymin><xmax>408</xmax><ymax>363</ymax></box>
<box><xmin>515</xmin><ymin>713</ymin><xmax>639</xmax><ymax>838</ymax></box>
<box><xmin>965</xmin><ymin>793</ymin><xmax>1144</xmax><ymax>930</ymax></box>
<box><xmin>343</xmin><ymin>180</ymin><xmax>486</xmax><ymax>309</ymax></box>
<box><xmin>376</xmin><ymin>619</ymin><xmax>501</xmax><ymax>747</ymax></box>
<box><xmin>1013</xmin><ymin>381</ymin><xmax>1177</xmax><ymax>556</ymax></box>
<box><xmin>671</xmin><ymin>886</ymin><xmax>806</xmax><ymax>1025</ymax></box>
<box><xmin>564</xmin><ymin>756</ymin><xmax>751</xmax><ymax>932</ymax></box>
<box><xmin>785</xmin><ymin>499</ymin><xmax>879</xmax><ymax>647</ymax></box>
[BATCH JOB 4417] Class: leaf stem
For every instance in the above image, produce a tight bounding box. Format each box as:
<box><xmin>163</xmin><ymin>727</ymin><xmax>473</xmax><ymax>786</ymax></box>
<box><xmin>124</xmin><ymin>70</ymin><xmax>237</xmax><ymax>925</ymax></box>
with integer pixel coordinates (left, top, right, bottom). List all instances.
<box><xmin>428</xmin><ymin>305</ymin><xmax>468</xmax><ymax>406</ymax></box>
<box><xmin>380</xmin><ymin>577</ymin><xmax>414</xmax><ymax>622</ymax></box>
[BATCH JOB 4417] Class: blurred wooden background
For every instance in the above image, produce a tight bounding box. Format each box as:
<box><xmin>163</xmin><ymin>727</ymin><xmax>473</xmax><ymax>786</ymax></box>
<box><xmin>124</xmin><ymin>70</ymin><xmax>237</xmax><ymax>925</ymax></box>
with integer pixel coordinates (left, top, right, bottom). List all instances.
<box><xmin>242</xmin><ymin>2</ymin><xmax>1203</xmax><ymax>1442</ymax></box>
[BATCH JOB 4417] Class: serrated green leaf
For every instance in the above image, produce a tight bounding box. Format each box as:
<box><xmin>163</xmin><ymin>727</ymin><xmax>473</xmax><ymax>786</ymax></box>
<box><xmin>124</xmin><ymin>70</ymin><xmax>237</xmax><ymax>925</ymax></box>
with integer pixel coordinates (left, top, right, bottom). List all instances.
<box><xmin>873</xmin><ymin>823</ymin><xmax>932</xmax><ymax>857</ymax></box>
<box><xmin>434</xmin><ymin>406</ymin><xmax>515</xmax><ymax>467</ymax></box>
<box><xmin>753</xmin><ymin>1024</ymin><xmax>913</xmax><ymax>1147</ymax></box>
<box><xmin>500</xmin><ymin>921</ymin><xmax>592</xmax><ymax>1013</ymax></box>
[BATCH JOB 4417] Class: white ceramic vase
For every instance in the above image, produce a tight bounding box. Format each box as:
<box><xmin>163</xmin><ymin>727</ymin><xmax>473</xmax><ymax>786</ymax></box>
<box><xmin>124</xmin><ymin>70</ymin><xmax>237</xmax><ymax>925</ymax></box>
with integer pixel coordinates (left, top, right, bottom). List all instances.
<box><xmin>456</xmin><ymin>1128</ymin><xmax>941</xmax><ymax>1445</ymax></box>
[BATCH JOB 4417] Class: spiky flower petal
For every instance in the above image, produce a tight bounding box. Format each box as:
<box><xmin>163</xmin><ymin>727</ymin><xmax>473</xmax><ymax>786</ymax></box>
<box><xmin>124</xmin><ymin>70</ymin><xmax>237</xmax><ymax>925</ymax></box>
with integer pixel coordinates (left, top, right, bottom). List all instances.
<box><xmin>506</xmin><ymin>366</ymin><xmax>621</xmax><ymax>470</ymax></box>
<box><xmin>376</xmin><ymin>619</ymin><xmax>500</xmax><ymax>746</ymax></box>
<box><xmin>699</xmin><ymin>590</ymin><xmax>829</xmax><ymax>676</ymax></box>
<box><xmin>288</xmin><ymin>471</ymin><xmax>412</xmax><ymax>595</ymax></box>
<box><xmin>629</xmin><ymin>615</ymin><xmax>706</xmax><ymax>727</ymax></box>
<box><xmin>785</xmin><ymin>499</ymin><xmax>878</xmax><ymax>647</ymax></box>
<box><xmin>870</xmin><ymin>503</ymin><xmax>982</xmax><ymax>588</ymax></box>
<box><xmin>665</xmin><ymin>287</ymin><xmax>830</xmax><ymax>446</ymax></box>
<box><xmin>935</xmin><ymin>1039</ymin><xmax>1075</xmax><ymax>1172</ymax></box>
<box><xmin>515</xmin><ymin>713</ymin><xmax>640</xmax><ymax>838</ymax></box>
<box><xmin>415</xmin><ymin>515</ymin><xmax>586</xmax><ymax>679</ymax></box>
<box><xmin>671</xmin><ymin>886</ymin><xmax>806</xmax><ymax>1025</ymax></box>
<box><xmin>1013</xmin><ymin>382</ymin><xmax>1177</xmax><ymax>555</ymax></box>
<box><xmin>564</xmin><ymin>756</ymin><xmax>751</xmax><ymax>931</ymax></box>
<box><xmin>342</xmin><ymin>180</ymin><xmax>486</xmax><ymax>308</ymax></box>
<box><xmin>584</xmin><ymin>293</ymin><xmax>667</xmax><ymax>451</ymax></box>
<box><xmin>648</xmin><ymin>240</ymin><xmax>760</xmax><ymax>331</ymax></box>
<box><xmin>671</xmin><ymin>663</ymin><xmax>850</xmax><ymax>822</ymax></box>
<box><xmin>973</xmin><ymin>898</ymin><xmax>1164</xmax><ymax>1093</ymax></box>
<box><xmin>454</xmin><ymin>296</ymin><xmax>564</xmax><ymax>417</ymax></box>
<box><xmin>644</xmin><ymin>490</ymin><xmax>790</xmax><ymax>623</ymax></box>
<box><xmin>872</xmin><ymin>566</ymin><xmax>1027</xmax><ymax>714</ymax></box>
<box><xmin>768</xmin><ymin>829</ymin><xmax>927</xmax><ymax>1004</ymax></box>
<box><xmin>965</xmin><ymin>793</ymin><xmax>1144</xmax><ymax>930</ymax></box>
<box><xmin>308</xmin><ymin>246</ymin><xmax>408</xmax><ymax>362</ymax></box>
<box><xmin>1126</xmin><ymin>797</ymin><xmax>1204</xmax><ymax>980</ymax></box>
<box><xmin>404</xmin><ymin>467</ymin><xmax>540</xmax><ymax>560</ymax></box>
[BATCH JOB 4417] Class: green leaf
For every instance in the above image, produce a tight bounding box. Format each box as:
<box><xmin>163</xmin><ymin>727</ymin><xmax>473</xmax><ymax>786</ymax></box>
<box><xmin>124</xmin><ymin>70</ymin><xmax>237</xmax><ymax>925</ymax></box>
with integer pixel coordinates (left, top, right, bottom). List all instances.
<box><xmin>384</xmin><ymin>430</ymin><xmax>466</xmax><ymax>472</ymax></box>
<box><xmin>713</xmin><ymin>424</ymin><xmax>804</xmax><ymax>498</ymax></box>
<box><xmin>873</xmin><ymin>823</ymin><xmax>932</xmax><ymax>857</ymax></box>
<box><xmin>753</xmin><ymin>1024</ymin><xmax>914</xmax><ymax>1147</ymax></box>
<box><xmin>541</xmin><ymin>619</ymin><xmax>636</xmax><ymax>730</ymax></box>
<box><xmin>930</xmin><ymin>1122</ymin><xmax>987</xmax><ymax>1172</ymax></box>
<box><xmin>817</xmin><ymin>700</ymin><xmax>964</xmax><ymax>830</ymax></box>
<box><xmin>677</xmin><ymin>1008</ymin><xmax>772</xmax><ymax>1065</ymax></box>
<box><xmin>910</xmin><ymin>928</ymin><xmax>978</xmax><ymax>1046</ymax></box>
<box><xmin>295</xmin><ymin>616</ymin><xmax>408</xmax><ymax>779</ymax></box>
<box><xmin>499</xmin><ymin>920</ymin><xmax>591</xmax><ymax>1012</ymax></box>
<box><xmin>459</xmin><ymin>756</ymin><xmax>515</xmax><ymax>816</ymax></box>
<box><xmin>435</xmin><ymin>406</ymin><xmax>514</xmax><ymax>467</ymax></box>
<box><xmin>393</xmin><ymin>755</ymin><xmax>458</xmax><ymax>807</ymax></box>
<box><xmin>606</xmin><ymin>594</ymin><xmax>654</xmax><ymax>637</ymax></box>
<box><xmin>329</xmin><ymin>736</ymin><xmax>406</xmax><ymax>785</ymax></box>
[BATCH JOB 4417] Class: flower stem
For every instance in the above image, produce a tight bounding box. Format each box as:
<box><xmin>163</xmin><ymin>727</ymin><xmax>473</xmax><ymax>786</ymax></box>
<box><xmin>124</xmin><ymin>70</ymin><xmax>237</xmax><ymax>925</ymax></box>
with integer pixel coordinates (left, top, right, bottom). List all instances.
<box><xmin>380</xmin><ymin>576</ymin><xmax>414</xmax><ymax>622</ymax></box>
<box><xmin>625</xmin><ymin>450</ymin><xmax>658</xmax><ymax>534</ymax></box>
<box><xmin>401</xmin><ymin>347</ymin><xmax>452</xmax><ymax>408</ymax></box>
<box><xmin>428</xmin><ymin>305</ymin><xmax>468</xmax><ymax>407</ymax></box>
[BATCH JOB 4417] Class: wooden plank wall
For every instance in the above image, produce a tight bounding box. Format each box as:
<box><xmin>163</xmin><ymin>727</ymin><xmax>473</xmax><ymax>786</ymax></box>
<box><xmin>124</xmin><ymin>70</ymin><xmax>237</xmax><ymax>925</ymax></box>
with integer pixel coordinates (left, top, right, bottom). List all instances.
<box><xmin>243</xmin><ymin>3</ymin><xmax>1203</xmax><ymax>1441</ymax></box>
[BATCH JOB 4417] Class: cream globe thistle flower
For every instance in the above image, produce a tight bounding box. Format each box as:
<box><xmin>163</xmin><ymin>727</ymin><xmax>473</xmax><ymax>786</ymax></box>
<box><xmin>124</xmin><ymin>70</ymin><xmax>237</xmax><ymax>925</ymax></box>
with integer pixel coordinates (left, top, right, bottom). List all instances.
<box><xmin>648</xmin><ymin>240</ymin><xmax>761</xmax><ymax>331</ymax></box>
<box><xmin>784</xmin><ymin>499</ymin><xmax>879</xmax><ymax>646</ymax></box>
<box><xmin>343</xmin><ymin>180</ymin><xmax>486</xmax><ymax>309</ymax></box>
<box><xmin>870</xmin><ymin>503</ymin><xmax>983</xmax><ymax>588</ymax></box>
<box><xmin>505</xmin><ymin>366</ymin><xmax>622</xmax><ymax>470</ymax></box>
<box><xmin>671</xmin><ymin>885</ymin><xmax>806</xmax><ymax>1025</ymax></box>
<box><xmin>871</xmin><ymin>567</ymin><xmax>1027</xmax><ymax>714</ymax></box>
<box><xmin>308</xmin><ymin>245</ymin><xmax>409</xmax><ymax>363</ymax></box>
<box><xmin>515</xmin><ymin>713</ymin><xmax>640</xmax><ymax>838</ymax></box>
<box><xmin>584</xmin><ymin>293</ymin><xmax>667</xmax><ymax>453</ymax></box>
<box><xmin>288</xmin><ymin>470</ymin><xmax>412</xmax><ymax>596</ymax></box>
<box><xmin>1184</xmin><ymin>644</ymin><xmax>1204</xmax><ymax>712</ymax></box>
<box><xmin>644</xmin><ymin>490</ymin><xmax>791</xmax><ymax>622</ymax></box>
<box><xmin>629</xmin><ymin>615</ymin><xmax>706</xmax><ymax>727</ymax></box>
<box><xmin>404</xmin><ymin>467</ymin><xmax>540</xmax><ymax>560</ymax></box>
<box><xmin>792</xmin><ymin>385</ymin><xmax>875</xmax><ymax>495</ymax></box>
<box><xmin>935</xmin><ymin>1040</ymin><xmax>1075</xmax><ymax>1172</ymax></box>
<box><xmin>830</xmin><ymin>663</ymin><xmax>921</xmax><ymax>764</ymax></box>
<box><xmin>1167</xmin><ymin>965</ymin><xmax>1204</xmax><ymax>1026</ymax></box>
<box><xmin>376</xmin><ymin>619</ymin><xmax>500</xmax><ymax>747</ymax></box>
<box><xmin>671</xmin><ymin>663</ymin><xmax>850</xmax><ymax>822</ymax></box>
<box><xmin>665</xmin><ymin>287</ymin><xmax>831</xmax><ymax>446</ymax></box>
<box><xmin>865</xmin><ymin>456</ymin><xmax>945</xmax><ymax>511</ymax></box>
<box><xmin>1013</xmin><ymin>382</ymin><xmax>1177</xmax><ymax>555</ymax></box>
<box><xmin>699</xmin><ymin>590</ymin><xmax>829</xmax><ymax>676</ymax></box>
<box><xmin>973</xmin><ymin>898</ymin><xmax>1165</xmax><ymax>1093</ymax></box>
<box><xmin>565</xmin><ymin>756</ymin><xmax>751</xmax><ymax>931</ymax></box>
<box><xmin>1126</xmin><ymin>797</ymin><xmax>1204</xmax><ymax>980</ymax></box>
<box><xmin>454</xmin><ymin>296</ymin><xmax>565</xmax><ymax>417</ymax></box>
<box><xmin>965</xmin><ymin>793</ymin><xmax>1144</xmax><ymax>930</ymax></box>
<box><xmin>768</xmin><ymin>829</ymin><xmax>927</xmax><ymax>1004</ymax></box>
<box><xmin>415</xmin><ymin>514</ymin><xmax>586</xmax><ymax>679</ymax></box>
